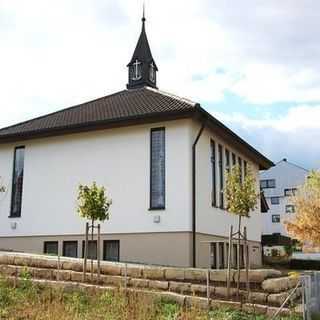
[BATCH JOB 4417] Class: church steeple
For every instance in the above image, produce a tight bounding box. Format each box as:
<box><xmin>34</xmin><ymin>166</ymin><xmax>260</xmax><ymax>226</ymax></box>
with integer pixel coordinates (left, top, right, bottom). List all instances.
<box><xmin>127</xmin><ymin>8</ymin><xmax>158</xmax><ymax>90</ymax></box>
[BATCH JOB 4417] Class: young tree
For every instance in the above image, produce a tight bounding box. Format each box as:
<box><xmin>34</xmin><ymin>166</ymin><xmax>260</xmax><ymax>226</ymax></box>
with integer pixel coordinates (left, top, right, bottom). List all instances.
<box><xmin>285</xmin><ymin>170</ymin><xmax>320</xmax><ymax>247</ymax></box>
<box><xmin>77</xmin><ymin>182</ymin><xmax>112</xmax><ymax>281</ymax></box>
<box><xmin>225</xmin><ymin>165</ymin><xmax>259</xmax><ymax>297</ymax></box>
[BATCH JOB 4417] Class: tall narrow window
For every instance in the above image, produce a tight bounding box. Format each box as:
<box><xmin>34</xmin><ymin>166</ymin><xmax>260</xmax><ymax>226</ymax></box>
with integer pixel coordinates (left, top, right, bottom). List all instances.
<box><xmin>225</xmin><ymin>149</ymin><xmax>230</xmax><ymax>174</ymax></box>
<box><xmin>150</xmin><ymin>128</ymin><xmax>165</xmax><ymax>209</ymax></box>
<box><xmin>244</xmin><ymin>160</ymin><xmax>247</xmax><ymax>177</ymax></box>
<box><xmin>211</xmin><ymin>140</ymin><xmax>216</xmax><ymax>206</ymax></box>
<box><xmin>238</xmin><ymin>157</ymin><xmax>243</xmax><ymax>183</ymax></box>
<box><xmin>10</xmin><ymin>146</ymin><xmax>25</xmax><ymax>217</ymax></box>
<box><xmin>232</xmin><ymin>153</ymin><xmax>236</xmax><ymax>166</ymax></box>
<box><xmin>218</xmin><ymin>144</ymin><xmax>224</xmax><ymax>209</ymax></box>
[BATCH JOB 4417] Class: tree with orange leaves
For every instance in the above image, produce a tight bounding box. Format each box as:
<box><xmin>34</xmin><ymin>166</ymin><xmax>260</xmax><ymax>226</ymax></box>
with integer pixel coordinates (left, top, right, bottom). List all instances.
<box><xmin>285</xmin><ymin>170</ymin><xmax>320</xmax><ymax>247</ymax></box>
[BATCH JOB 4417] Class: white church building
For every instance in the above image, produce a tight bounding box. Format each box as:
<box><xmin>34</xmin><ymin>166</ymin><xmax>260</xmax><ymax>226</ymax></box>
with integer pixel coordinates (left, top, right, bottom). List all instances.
<box><xmin>0</xmin><ymin>14</ymin><xmax>273</xmax><ymax>268</ymax></box>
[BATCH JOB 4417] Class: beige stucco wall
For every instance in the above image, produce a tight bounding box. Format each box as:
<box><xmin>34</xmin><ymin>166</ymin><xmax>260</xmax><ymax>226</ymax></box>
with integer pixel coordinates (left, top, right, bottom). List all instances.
<box><xmin>0</xmin><ymin>231</ymin><xmax>262</xmax><ymax>268</ymax></box>
<box><xmin>196</xmin><ymin>233</ymin><xmax>262</xmax><ymax>269</ymax></box>
<box><xmin>0</xmin><ymin>232</ymin><xmax>193</xmax><ymax>267</ymax></box>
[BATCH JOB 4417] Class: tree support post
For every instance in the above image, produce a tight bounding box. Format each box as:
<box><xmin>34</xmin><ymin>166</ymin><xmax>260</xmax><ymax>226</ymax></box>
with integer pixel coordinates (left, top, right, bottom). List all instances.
<box><xmin>97</xmin><ymin>224</ymin><xmax>101</xmax><ymax>283</ymax></box>
<box><xmin>83</xmin><ymin>222</ymin><xmax>89</xmax><ymax>282</ymax></box>
<box><xmin>244</xmin><ymin>226</ymin><xmax>250</xmax><ymax>300</ymax></box>
<box><xmin>227</xmin><ymin>225</ymin><xmax>233</xmax><ymax>299</ymax></box>
<box><xmin>91</xmin><ymin>219</ymin><xmax>94</xmax><ymax>282</ymax></box>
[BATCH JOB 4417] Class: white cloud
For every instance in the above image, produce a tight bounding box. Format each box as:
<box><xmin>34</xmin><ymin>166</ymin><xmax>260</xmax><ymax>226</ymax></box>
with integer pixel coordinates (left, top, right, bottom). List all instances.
<box><xmin>1</xmin><ymin>0</ymin><xmax>320</xmax><ymax>129</ymax></box>
<box><xmin>212</xmin><ymin>105</ymin><xmax>320</xmax><ymax>169</ymax></box>
<box><xmin>0</xmin><ymin>0</ymin><xmax>320</xmax><ymax>171</ymax></box>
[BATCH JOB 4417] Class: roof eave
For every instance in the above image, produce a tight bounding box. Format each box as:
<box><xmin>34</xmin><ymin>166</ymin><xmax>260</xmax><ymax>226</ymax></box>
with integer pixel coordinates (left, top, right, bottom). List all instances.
<box><xmin>0</xmin><ymin>109</ymin><xmax>195</xmax><ymax>144</ymax></box>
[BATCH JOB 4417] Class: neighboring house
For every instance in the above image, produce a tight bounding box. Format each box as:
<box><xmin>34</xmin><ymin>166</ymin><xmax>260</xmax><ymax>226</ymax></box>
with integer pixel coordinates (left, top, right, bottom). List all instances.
<box><xmin>260</xmin><ymin>158</ymin><xmax>308</xmax><ymax>254</ymax></box>
<box><xmin>0</xmin><ymin>14</ymin><xmax>273</xmax><ymax>269</ymax></box>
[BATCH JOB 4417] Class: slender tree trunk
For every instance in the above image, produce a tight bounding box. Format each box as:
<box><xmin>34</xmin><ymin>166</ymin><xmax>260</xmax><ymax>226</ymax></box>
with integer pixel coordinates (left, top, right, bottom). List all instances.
<box><xmin>237</xmin><ymin>215</ymin><xmax>242</xmax><ymax>298</ymax></box>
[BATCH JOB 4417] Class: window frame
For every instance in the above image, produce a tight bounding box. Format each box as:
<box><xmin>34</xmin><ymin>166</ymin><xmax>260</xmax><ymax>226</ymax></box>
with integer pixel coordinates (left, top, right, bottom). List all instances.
<box><xmin>62</xmin><ymin>241</ymin><xmax>78</xmax><ymax>258</ymax></box>
<box><xmin>272</xmin><ymin>214</ymin><xmax>281</xmax><ymax>223</ymax></box>
<box><xmin>9</xmin><ymin>146</ymin><xmax>25</xmax><ymax>218</ymax></box>
<box><xmin>218</xmin><ymin>144</ymin><xmax>224</xmax><ymax>209</ymax></box>
<box><xmin>43</xmin><ymin>241</ymin><xmax>58</xmax><ymax>256</ymax></box>
<box><xmin>149</xmin><ymin>127</ymin><xmax>166</xmax><ymax>210</ymax></box>
<box><xmin>82</xmin><ymin>240</ymin><xmax>97</xmax><ymax>260</ymax></box>
<box><xmin>285</xmin><ymin>204</ymin><xmax>295</xmax><ymax>213</ymax></box>
<box><xmin>232</xmin><ymin>153</ymin><xmax>236</xmax><ymax>166</ymax></box>
<box><xmin>225</xmin><ymin>149</ymin><xmax>230</xmax><ymax>174</ymax></box>
<box><xmin>103</xmin><ymin>240</ymin><xmax>120</xmax><ymax>262</ymax></box>
<box><xmin>260</xmin><ymin>179</ymin><xmax>276</xmax><ymax>189</ymax></box>
<box><xmin>284</xmin><ymin>188</ymin><xmax>297</xmax><ymax>197</ymax></box>
<box><xmin>238</xmin><ymin>157</ymin><xmax>243</xmax><ymax>183</ymax></box>
<box><xmin>211</xmin><ymin>140</ymin><xmax>217</xmax><ymax>207</ymax></box>
<box><xmin>270</xmin><ymin>196</ymin><xmax>280</xmax><ymax>205</ymax></box>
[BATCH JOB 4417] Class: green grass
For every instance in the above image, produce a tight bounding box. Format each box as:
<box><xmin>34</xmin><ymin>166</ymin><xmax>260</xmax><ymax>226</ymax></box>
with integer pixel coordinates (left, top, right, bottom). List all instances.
<box><xmin>0</xmin><ymin>275</ymin><xmax>302</xmax><ymax>320</ymax></box>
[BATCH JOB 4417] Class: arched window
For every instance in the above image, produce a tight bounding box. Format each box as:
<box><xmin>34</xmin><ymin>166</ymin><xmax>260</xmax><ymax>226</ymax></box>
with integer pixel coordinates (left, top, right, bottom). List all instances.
<box><xmin>132</xmin><ymin>60</ymin><xmax>142</xmax><ymax>80</ymax></box>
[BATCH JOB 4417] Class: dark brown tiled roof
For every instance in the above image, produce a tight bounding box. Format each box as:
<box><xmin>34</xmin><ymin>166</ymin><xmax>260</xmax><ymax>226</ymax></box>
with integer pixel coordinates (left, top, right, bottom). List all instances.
<box><xmin>0</xmin><ymin>86</ymin><xmax>273</xmax><ymax>169</ymax></box>
<box><xmin>0</xmin><ymin>87</ymin><xmax>196</xmax><ymax>138</ymax></box>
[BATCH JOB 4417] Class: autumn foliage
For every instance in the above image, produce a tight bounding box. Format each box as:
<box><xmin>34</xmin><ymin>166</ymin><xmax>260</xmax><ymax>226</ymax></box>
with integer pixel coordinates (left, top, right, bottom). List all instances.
<box><xmin>285</xmin><ymin>170</ymin><xmax>320</xmax><ymax>247</ymax></box>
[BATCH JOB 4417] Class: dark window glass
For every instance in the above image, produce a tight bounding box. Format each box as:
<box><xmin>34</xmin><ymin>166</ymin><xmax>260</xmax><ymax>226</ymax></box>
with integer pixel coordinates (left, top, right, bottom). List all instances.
<box><xmin>260</xmin><ymin>179</ymin><xmax>276</xmax><ymax>189</ymax></box>
<box><xmin>225</xmin><ymin>149</ymin><xmax>230</xmax><ymax>174</ymax></box>
<box><xmin>284</xmin><ymin>188</ymin><xmax>297</xmax><ymax>196</ymax></box>
<box><xmin>63</xmin><ymin>241</ymin><xmax>78</xmax><ymax>258</ymax></box>
<box><xmin>272</xmin><ymin>215</ymin><xmax>280</xmax><ymax>223</ymax></box>
<box><xmin>82</xmin><ymin>240</ymin><xmax>97</xmax><ymax>260</ymax></box>
<box><xmin>232</xmin><ymin>153</ymin><xmax>236</xmax><ymax>166</ymax></box>
<box><xmin>226</xmin><ymin>243</ymin><xmax>230</xmax><ymax>267</ymax></box>
<box><xmin>211</xmin><ymin>140</ymin><xmax>216</xmax><ymax>206</ymax></box>
<box><xmin>238</xmin><ymin>157</ymin><xmax>242</xmax><ymax>183</ymax></box>
<box><xmin>150</xmin><ymin>128</ymin><xmax>165</xmax><ymax>209</ymax></box>
<box><xmin>285</xmin><ymin>205</ymin><xmax>295</xmax><ymax>213</ymax></box>
<box><xmin>240</xmin><ymin>245</ymin><xmax>245</xmax><ymax>269</ymax></box>
<box><xmin>44</xmin><ymin>241</ymin><xmax>58</xmax><ymax>255</ymax></box>
<box><xmin>268</xmin><ymin>179</ymin><xmax>276</xmax><ymax>188</ymax></box>
<box><xmin>260</xmin><ymin>180</ymin><xmax>267</xmax><ymax>189</ymax></box>
<box><xmin>10</xmin><ymin>147</ymin><xmax>25</xmax><ymax>217</ymax></box>
<box><xmin>270</xmin><ymin>197</ymin><xmax>280</xmax><ymax>205</ymax></box>
<box><xmin>232</xmin><ymin>244</ymin><xmax>238</xmax><ymax>268</ymax></box>
<box><xmin>219</xmin><ymin>242</ymin><xmax>225</xmax><ymax>269</ymax></box>
<box><xmin>218</xmin><ymin>145</ymin><xmax>224</xmax><ymax>209</ymax></box>
<box><xmin>244</xmin><ymin>161</ymin><xmax>247</xmax><ymax>177</ymax></box>
<box><xmin>210</xmin><ymin>243</ymin><xmax>217</xmax><ymax>269</ymax></box>
<box><xmin>103</xmin><ymin>240</ymin><xmax>120</xmax><ymax>262</ymax></box>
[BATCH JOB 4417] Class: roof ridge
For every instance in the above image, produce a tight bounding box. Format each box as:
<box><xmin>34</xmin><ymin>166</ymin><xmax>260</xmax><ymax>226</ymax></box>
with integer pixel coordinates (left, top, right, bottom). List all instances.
<box><xmin>0</xmin><ymin>89</ymin><xmax>127</xmax><ymax>133</ymax></box>
<box><xmin>145</xmin><ymin>86</ymin><xmax>198</xmax><ymax>107</ymax></box>
<box><xmin>275</xmin><ymin>159</ymin><xmax>309</xmax><ymax>172</ymax></box>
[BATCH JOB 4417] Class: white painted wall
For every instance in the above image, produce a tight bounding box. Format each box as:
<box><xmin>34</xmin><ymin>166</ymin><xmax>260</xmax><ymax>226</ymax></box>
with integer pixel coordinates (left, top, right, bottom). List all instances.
<box><xmin>260</xmin><ymin>160</ymin><xmax>308</xmax><ymax>236</ymax></box>
<box><xmin>192</xmin><ymin>123</ymin><xmax>262</xmax><ymax>242</ymax></box>
<box><xmin>0</xmin><ymin>118</ymin><xmax>265</xmax><ymax>245</ymax></box>
<box><xmin>0</xmin><ymin>119</ymin><xmax>192</xmax><ymax>237</ymax></box>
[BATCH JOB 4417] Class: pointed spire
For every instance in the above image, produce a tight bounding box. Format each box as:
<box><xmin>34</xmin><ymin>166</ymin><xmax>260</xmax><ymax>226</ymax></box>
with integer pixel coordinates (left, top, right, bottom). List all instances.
<box><xmin>142</xmin><ymin>2</ymin><xmax>146</xmax><ymax>23</ymax></box>
<box><xmin>126</xmin><ymin>6</ymin><xmax>158</xmax><ymax>90</ymax></box>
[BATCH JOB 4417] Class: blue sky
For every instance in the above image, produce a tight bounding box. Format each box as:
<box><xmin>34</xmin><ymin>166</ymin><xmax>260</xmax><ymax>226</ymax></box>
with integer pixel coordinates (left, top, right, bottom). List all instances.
<box><xmin>0</xmin><ymin>0</ymin><xmax>319</xmax><ymax>170</ymax></box>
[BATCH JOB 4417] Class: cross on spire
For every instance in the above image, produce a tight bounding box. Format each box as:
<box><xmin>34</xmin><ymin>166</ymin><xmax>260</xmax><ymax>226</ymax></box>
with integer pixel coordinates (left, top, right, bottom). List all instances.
<box><xmin>126</xmin><ymin>6</ymin><xmax>158</xmax><ymax>90</ymax></box>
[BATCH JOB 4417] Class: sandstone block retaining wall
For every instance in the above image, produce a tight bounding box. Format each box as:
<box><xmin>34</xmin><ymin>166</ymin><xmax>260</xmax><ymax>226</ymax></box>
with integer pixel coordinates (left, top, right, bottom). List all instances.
<box><xmin>0</xmin><ymin>252</ymin><xmax>302</xmax><ymax>308</ymax></box>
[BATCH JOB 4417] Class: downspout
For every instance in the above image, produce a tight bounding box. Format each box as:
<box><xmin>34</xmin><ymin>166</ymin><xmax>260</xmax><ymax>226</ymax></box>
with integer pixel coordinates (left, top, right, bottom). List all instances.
<box><xmin>192</xmin><ymin>120</ymin><xmax>205</xmax><ymax>268</ymax></box>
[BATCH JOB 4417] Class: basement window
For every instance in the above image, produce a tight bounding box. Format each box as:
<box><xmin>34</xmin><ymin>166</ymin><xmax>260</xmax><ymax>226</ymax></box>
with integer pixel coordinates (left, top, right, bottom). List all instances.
<box><xmin>43</xmin><ymin>241</ymin><xmax>58</xmax><ymax>256</ymax></box>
